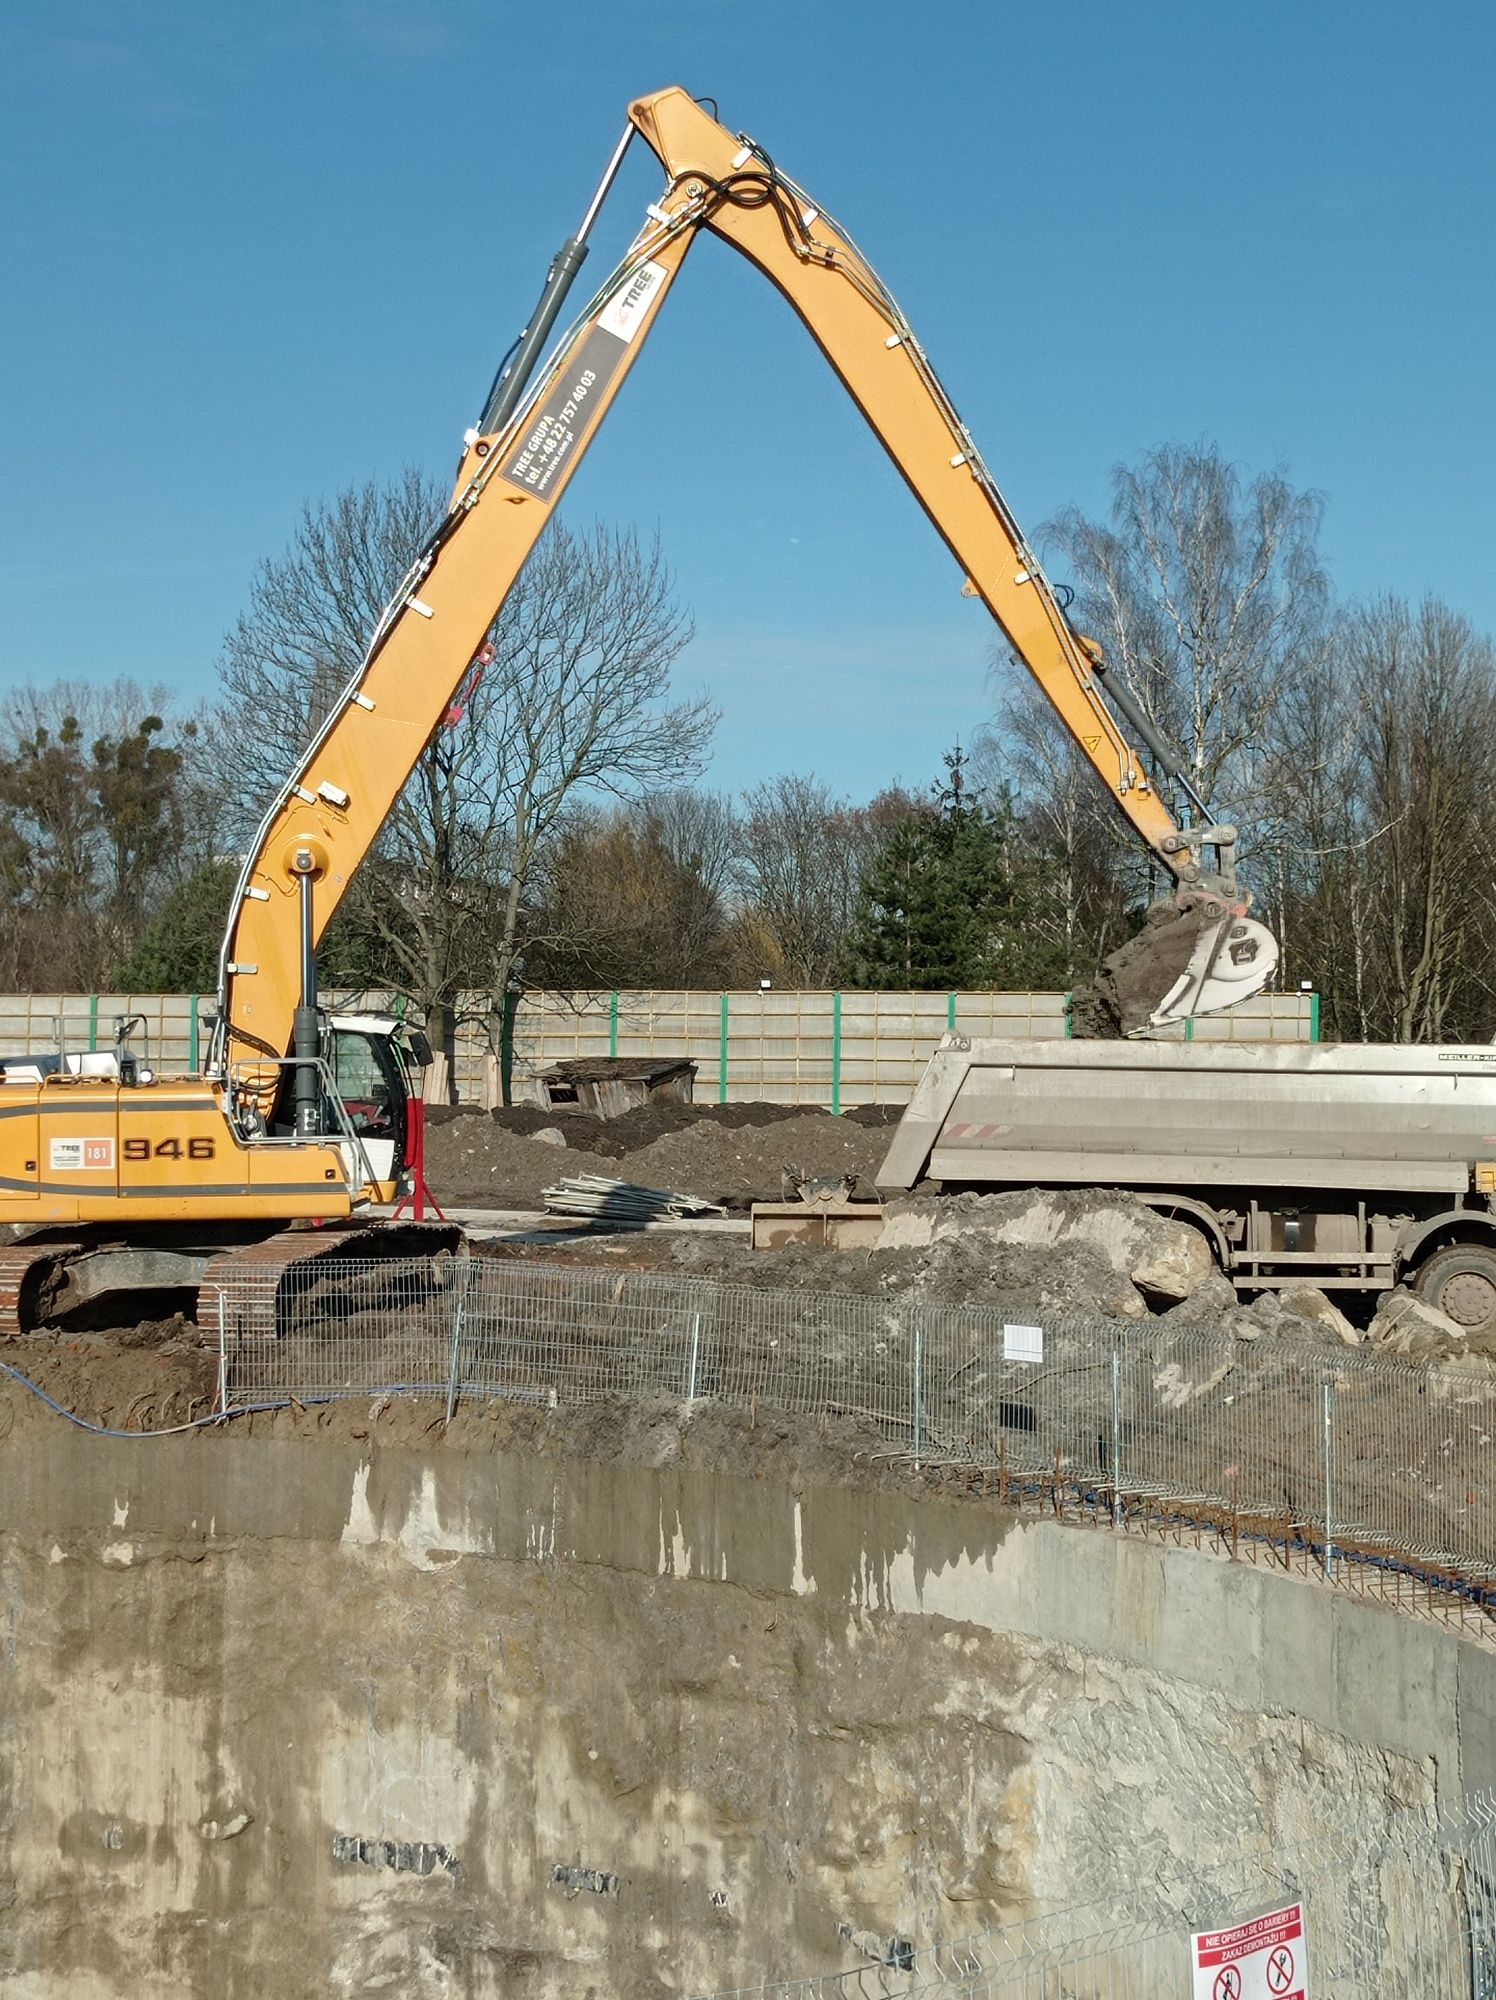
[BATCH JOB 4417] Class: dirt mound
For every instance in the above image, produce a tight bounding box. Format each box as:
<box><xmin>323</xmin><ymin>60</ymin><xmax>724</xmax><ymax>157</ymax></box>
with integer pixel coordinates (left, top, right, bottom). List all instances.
<box><xmin>425</xmin><ymin>1103</ymin><xmax>895</xmax><ymax>1209</ymax></box>
<box><xmin>446</xmin><ymin>1184</ymin><xmax>1221</xmax><ymax>1325</ymax></box>
<box><xmin>620</xmin><ymin>1115</ymin><xmax>885</xmax><ymax>1208</ymax></box>
<box><xmin>493</xmin><ymin>1098</ymin><xmax>852</xmax><ymax>1160</ymax></box>
<box><xmin>422</xmin><ymin>1118</ymin><xmax>618</xmax><ymax>1208</ymax></box>
<box><xmin>517</xmin><ymin>1191</ymin><xmax>1165</xmax><ymax>1321</ymax></box>
<box><xmin>0</xmin><ymin>1317</ymin><xmax>217</xmax><ymax>1433</ymax></box>
<box><xmin>665</xmin><ymin>1229</ymin><xmax>1136</xmax><ymax>1317</ymax></box>
<box><xmin>841</xmin><ymin>1102</ymin><xmax>904</xmax><ymax>1129</ymax></box>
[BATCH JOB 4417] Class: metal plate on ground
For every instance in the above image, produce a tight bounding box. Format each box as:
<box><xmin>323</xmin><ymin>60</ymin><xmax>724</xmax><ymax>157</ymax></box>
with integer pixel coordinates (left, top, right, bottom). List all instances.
<box><xmin>750</xmin><ymin>1201</ymin><xmax>884</xmax><ymax>1252</ymax></box>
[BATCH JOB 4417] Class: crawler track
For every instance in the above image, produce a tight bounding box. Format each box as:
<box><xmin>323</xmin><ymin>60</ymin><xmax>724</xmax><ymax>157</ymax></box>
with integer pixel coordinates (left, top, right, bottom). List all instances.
<box><xmin>199</xmin><ymin>1223</ymin><xmax>462</xmax><ymax>1345</ymax></box>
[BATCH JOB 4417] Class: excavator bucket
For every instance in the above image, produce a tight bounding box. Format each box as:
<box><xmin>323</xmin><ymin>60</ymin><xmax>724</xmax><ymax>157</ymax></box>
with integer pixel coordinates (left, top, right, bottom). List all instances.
<box><xmin>1146</xmin><ymin>913</ymin><xmax>1280</xmax><ymax>1031</ymax></box>
<box><xmin>1071</xmin><ymin>904</ymin><xmax>1281</xmax><ymax>1038</ymax></box>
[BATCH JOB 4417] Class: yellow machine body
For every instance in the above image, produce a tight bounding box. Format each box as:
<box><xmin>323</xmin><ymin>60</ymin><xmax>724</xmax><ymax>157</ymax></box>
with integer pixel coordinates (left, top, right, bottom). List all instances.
<box><xmin>0</xmin><ymin>1075</ymin><xmax>372</xmax><ymax>1225</ymax></box>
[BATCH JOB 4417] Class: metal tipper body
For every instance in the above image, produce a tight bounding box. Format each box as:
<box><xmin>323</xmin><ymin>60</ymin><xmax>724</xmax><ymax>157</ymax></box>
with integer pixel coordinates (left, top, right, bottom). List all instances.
<box><xmin>878</xmin><ymin>1037</ymin><xmax>1496</xmax><ymax>1306</ymax></box>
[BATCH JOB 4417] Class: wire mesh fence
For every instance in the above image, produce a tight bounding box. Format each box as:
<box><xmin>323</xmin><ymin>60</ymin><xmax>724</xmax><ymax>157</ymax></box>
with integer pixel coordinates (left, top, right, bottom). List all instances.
<box><xmin>687</xmin><ymin>1788</ymin><xmax>1496</xmax><ymax>1998</ymax></box>
<box><xmin>209</xmin><ymin>1251</ymin><xmax>1496</xmax><ymax>1623</ymax></box>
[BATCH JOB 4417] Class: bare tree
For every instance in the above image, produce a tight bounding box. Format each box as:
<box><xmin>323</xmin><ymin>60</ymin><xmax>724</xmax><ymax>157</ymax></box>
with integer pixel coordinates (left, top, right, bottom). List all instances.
<box><xmin>479</xmin><ymin>524</ymin><xmax>711</xmax><ymax>1034</ymax></box>
<box><xmin>1258</xmin><ymin>594</ymin><xmax>1496</xmax><ymax>1041</ymax></box>
<box><xmin>646</xmin><ymin>786</ymin><xmax>739</xmax><ymax>903</ymax></box>
<box><xmin>215</xmin><ymin>469</ymin><xmax>485</xmax><ymax>1049</ymax></box>
<box><xmin>1041</xmin><ymin>442</ymin><xmax>1330</xmax><ymax>826</ymax></box>
<box><xmin>1341</xmin><ymin>599</ymin><xmax>1496</xmax><ymax>1039</ymax></box>
<box><xmin>972</xmin><ymin>701</ymin><xmax>1133</xmax><ymax>982</ymax></box>
<box><xmin>529</xmin><ymin>789</ymin><xmax>735</xmax><ymax>988</ymax></box>
<box><xmin>734</xmin><ymin>775</ymin><xmax>902</xmax><ymax>985</ymax></box>
<box><xmin>1253</xmin><ymin>620</ymin><xmax>1366</xmax><ymax>1018</ymax></box>
<box><xmin>215</xmin><ymin>471</ymin><xmax>440</xmax><ymax>809</ymax></box>
<box><xmin>214</xmin><ymin>474</ymin><xmax>710</xmax><ymax>1078</ymax></box>
<box><xmin>984</xmin><ymin>442</ymin><xmax>1332</xmax><ymax>982</ymax></box>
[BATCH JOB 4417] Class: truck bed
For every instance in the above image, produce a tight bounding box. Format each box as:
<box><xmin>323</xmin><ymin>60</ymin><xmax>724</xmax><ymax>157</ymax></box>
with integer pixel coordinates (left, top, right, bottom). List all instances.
<box><xmin>877</xmin><ymin>1038</ymin><xmax>1496</xmax><ymax>1196</ymax></box>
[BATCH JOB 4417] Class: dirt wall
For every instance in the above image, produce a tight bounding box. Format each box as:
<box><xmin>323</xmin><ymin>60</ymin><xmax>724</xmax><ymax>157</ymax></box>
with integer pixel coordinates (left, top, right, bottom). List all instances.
<box><xmin>1</xmin><ymin>1426</ymin><xmax>1491</xmax><ymax>1998</ymax></box>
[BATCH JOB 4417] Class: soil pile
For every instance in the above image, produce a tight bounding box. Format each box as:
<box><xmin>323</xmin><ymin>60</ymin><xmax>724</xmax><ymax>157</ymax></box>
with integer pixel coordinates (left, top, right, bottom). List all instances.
<box><xmin>424</xmin><ymin>1103</ymin><xmax>896</xmax><ymax>1209</ymax></box>
<box><xmin>0</xmin><ymin>1317</ymin><xmax>217</xmax><ymax>1433</ymax></box>
<box><xmin>423</xmin><ymin>1118</ymin><xmax>618</xmax><ymax>1208</ymax></box>
<box><xmin>1070</xmin><ymin>902</ymin><xmax>1222</xmax><ymax>1038</ymax></box>
<box><xmin>485</xmin><ymin>1187</ymin><xmax>1207</xmax><ymax>1323</ymax></box>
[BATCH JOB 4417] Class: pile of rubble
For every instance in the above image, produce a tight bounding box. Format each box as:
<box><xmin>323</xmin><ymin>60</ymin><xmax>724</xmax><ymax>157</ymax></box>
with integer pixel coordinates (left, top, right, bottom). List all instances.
<box><xmin>514</xmin><ymin>1184</ymin><xmax>1494</xmax><ymax>1368</ymax></box>
<box><xmin>876</xmin><ymin>1193</ymin><xmax>1496</xmax><ymax>1365</ymax></box>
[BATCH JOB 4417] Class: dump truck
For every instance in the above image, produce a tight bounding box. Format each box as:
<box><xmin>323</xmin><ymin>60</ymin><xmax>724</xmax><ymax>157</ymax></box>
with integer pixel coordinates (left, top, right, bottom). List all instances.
<box><xmin>878</xmin><ymin>1037</ymin><xmax>1496</xmax><ymax>1332</ymax></box>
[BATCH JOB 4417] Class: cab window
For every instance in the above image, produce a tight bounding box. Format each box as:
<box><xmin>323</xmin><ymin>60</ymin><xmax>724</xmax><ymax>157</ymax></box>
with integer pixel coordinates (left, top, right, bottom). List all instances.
<box><xmin>332</xmin><ymin>1032</ymin><xmax>394</xmax><ymax>1138</ymax></box>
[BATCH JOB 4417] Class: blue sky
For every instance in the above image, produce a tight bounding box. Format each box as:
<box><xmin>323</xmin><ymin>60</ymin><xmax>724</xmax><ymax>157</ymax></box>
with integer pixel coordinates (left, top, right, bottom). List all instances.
<box><xmin>2</xmin><ymin>2</ymin><xmax>1493</xmax><ymax>801</ymax></box>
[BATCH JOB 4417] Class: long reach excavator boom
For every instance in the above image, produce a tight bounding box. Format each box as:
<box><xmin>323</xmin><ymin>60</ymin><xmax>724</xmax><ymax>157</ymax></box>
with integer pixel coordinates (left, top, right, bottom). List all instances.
<box><xmin>0</xmin><ymin>89</ymin><xmax>1278</xmax><ymax>1330</ymax></box>
<box><xmin>220</xmin><ymin>86</ymin><xmax>1274</xmax><ymax>1092</ymax></box>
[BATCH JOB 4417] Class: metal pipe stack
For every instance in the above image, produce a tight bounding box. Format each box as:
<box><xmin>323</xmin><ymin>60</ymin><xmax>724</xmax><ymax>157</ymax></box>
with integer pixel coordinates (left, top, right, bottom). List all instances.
<box><xmin>542</xmin><ymin>1174</ymin><xmax>726</xmax><ymax>1223</ymax></box>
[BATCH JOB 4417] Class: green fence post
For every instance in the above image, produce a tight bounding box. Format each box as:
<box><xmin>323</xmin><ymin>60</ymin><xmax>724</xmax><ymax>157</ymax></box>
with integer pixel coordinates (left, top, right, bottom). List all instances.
<box><xmin>87</xmin><ymin>993</ymin><xmax>98</xmax><ymax>1053</ymax></box>
<box><xmin>188</xmin><ymin>995</ymin><xmax>200</xmax><ymax>1074</ymax></box>
<box><xmin>946</xmin><ymin>991</ymin><xmax>957</xmax><ymax>1033</ymax></box>
<box><xmin>1184</xmin><ymin>1015</ymin><xmax>1195</xmax><ymax>1042</ymax></box>
<box><xmin>1063</xmin><ymin>992</ymin><xmax>1073</xmax><ymax>1038</ymax></box>
<box><xmin>609</xmin><ymin>990</ymin><xmax>619</xmax><ymax>1059</ymax></box>
<box><xmin>718</xmin><ymin>993</ymin><xmax>729</xmax><ymax>1103</ymax></box>
<box><xmin>1309</xmin><ymin>992</ymin><xmax>1321</xmax><ymax>1043</ymax></box>
<box><xmin>831</xmin><ymin>992</ymin><xmax>842</xmax><ymax>1116</ymax></box>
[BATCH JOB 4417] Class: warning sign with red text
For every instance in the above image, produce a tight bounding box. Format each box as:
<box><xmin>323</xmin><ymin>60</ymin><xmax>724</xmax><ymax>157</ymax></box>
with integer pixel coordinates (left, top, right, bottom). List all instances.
<box><xmin>1191</xmin><ymin>1902</ymin><xmax>1308</xmax><ymax>2000</ymax></box>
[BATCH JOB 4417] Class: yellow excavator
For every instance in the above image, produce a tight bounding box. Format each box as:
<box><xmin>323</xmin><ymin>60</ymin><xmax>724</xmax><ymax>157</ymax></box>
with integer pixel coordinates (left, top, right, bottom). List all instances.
<box><xmin>0</xmin><ymin>88</ymin><xmax>1277</xmax><ymax>1331</ymax></box>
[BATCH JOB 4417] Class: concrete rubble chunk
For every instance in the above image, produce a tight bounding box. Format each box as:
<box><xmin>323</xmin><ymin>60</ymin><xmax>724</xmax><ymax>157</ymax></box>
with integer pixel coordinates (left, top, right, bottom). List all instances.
<box><xmin>1279</xmin><ymin>1285</ymin><xmax>1362</xmax><ymax>1346</ymax></box>
<box><xmin>877</xmin><ymin>1188</ymin><xmax>1219</xmax><ymax>1320</ymax></box>
<box><xmin>530</xmin><ymin>1126</ymin><xmax>568</xmax><ymax>1149</ymax></box>
<box><xmin>1168</xmin><ymin>1272</ymin><xmax>1238</xmax><ymax>1322</ymax></box>
<box><xmin>922</xmin><ymin>1190</ymin><xmax>1219</xmax><ymax>1300</ymax></box>
<box><xmin>1225</xmin><ymin>1286</ymin><xmax>1284</xmax><ymax>1341</ymax></box>
<box><xmin>1369</xmin><ymin>1287</ymin><xmax>1495</xmax><ymax>1362</ymax></box>
<box><xmin>1130</xmin><ymin>1225</ymin><xmax>1216</xmax><ymax>1305</ymax></box>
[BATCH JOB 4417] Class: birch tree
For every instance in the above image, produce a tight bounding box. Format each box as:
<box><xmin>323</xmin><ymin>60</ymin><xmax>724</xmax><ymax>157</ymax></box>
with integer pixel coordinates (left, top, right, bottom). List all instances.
<box><xmin>1041</xmin><ymin>442</ymin><xmax>1329</xmax><ymax>826</ymax></box>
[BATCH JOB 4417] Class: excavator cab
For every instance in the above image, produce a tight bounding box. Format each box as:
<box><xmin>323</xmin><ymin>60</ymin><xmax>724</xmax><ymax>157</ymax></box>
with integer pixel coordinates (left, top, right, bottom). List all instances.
<box><xmin>260</xmin><ymin>1013</ymin><xmax>428</xmax><ymax>1189</ymax></box>
<box><xmin>327</xmin><ymin>1017</ymin><xmax>409</xmax><ymax>1181</ymax></box>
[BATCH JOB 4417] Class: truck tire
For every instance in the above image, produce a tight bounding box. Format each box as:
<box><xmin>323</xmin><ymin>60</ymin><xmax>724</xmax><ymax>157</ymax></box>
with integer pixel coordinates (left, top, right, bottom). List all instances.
<box><xmin>1413</xmin><ymin>1245</ymin><xmax>1496</xmax><ymax>1335</ymax></box>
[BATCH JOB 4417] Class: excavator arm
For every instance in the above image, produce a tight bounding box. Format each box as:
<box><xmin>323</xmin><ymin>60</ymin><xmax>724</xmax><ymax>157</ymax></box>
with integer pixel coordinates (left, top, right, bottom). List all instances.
<box><xmin>219</xmin><ymin>87</ymin><xmax>1277</xmax><ymax>1082</ymax></box>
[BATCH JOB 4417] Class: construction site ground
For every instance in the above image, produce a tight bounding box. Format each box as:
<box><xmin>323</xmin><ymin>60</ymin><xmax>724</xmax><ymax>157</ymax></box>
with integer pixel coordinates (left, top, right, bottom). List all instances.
<box><xmin>3</xmin><ymin>1100</ymin><xmax>1493</xmax><ymax>1565</ymax></box>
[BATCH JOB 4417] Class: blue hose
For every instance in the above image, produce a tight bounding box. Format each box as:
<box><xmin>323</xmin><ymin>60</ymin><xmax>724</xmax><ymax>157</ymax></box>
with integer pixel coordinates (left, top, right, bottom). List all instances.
<box><xmin>0</xmin><ymin>1359</ymin><xmax>310</xmax><ymax>1438</ymax></box>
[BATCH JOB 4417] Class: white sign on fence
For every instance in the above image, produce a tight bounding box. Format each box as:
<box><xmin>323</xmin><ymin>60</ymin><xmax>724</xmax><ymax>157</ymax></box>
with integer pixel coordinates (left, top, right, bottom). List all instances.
<box><xmin>1002</xmin><ymin>1323</ymin><xmax>1044</xmax><ymax>1364</ymax></box>
<box><xmin>1192</xmin><ymin>1902</ymin><xmax>1308</xmax><ymax>2000</ymax></box>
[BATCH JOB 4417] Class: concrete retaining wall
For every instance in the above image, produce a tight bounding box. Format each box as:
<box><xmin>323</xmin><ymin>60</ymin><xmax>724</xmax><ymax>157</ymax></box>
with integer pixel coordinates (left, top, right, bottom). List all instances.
<box><xmin>0</xmin><ymin>1429</ymin><xmax>1489</xmax><ymax>1997</ymax></box>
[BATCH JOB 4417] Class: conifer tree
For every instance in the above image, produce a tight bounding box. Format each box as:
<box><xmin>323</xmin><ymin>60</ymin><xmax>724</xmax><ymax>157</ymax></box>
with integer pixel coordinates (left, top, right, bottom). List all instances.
<box><xmin>844</xmin><ymin>749</ymin><xmax>1068</xmax><ymax>989</ymax></box>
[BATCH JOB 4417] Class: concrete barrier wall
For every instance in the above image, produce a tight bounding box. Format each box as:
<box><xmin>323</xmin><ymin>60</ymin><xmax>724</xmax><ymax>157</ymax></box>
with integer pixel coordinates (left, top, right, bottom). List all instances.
<box><xmin>0</xmin><ymin>1423</ymin><xmax>1487</xmax><ymax>1997</ymax></box>
<box><xmin>0</xmin><ymin>985</ymin><xmax>1318</xmax><ymax>1108</ymax></box>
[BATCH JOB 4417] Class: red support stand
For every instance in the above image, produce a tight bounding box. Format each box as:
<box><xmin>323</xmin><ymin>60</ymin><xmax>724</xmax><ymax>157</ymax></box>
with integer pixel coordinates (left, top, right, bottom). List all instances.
<box><xmin>393</xmin><ymin>1095</ymin><xmax>447</xmax><ymax>1222</ymax></box>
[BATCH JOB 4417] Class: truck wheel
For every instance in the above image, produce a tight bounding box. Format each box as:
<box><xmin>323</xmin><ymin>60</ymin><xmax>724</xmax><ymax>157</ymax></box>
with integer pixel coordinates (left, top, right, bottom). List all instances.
<box><xmin>1413</xmin><ymin>1245</ymin><xmax>1496</xmax><ymax>1334</ymax></box>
